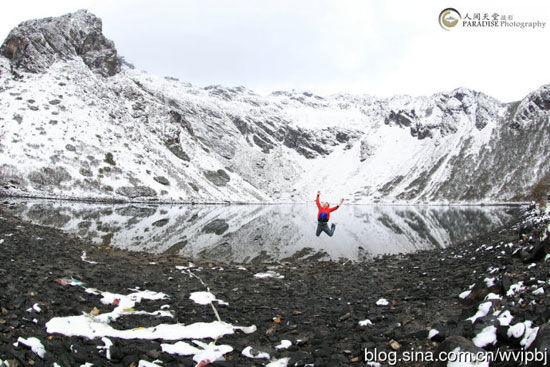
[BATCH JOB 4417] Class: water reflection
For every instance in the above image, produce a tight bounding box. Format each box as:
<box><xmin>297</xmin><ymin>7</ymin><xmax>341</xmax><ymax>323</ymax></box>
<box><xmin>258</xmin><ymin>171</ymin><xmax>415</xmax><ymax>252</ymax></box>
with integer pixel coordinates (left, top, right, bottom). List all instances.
<box><xmin>3</xmin><ymin>199</ymin><xmax>520</xmax><ymax>263</ymax></box>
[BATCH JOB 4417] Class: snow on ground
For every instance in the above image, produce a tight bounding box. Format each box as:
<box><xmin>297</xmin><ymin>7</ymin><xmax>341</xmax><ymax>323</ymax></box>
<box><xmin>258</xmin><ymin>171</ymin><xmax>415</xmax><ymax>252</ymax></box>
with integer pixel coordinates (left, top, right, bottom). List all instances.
<box><xmin>359</xmin><ymin>319</ymin><xmax>373</xmax><ymax>327</ymax></box>
<box><xmin>483</xmin><ymin>277</ymin><xmax>495</xmax><ymax>287</ymax></box>
<box><xmin>516</xmin><ymin>321</ymin><xmax>539</xmax><ymax>348</ymax></box>
<box><xmin>161</xmin><ymin>340</ymin><xmax>233</xmax><ymax>363</ymax></box>
<box><xmin>254</xmin><ymin>270</ymin><xmax>284</xmax><ymax>279</ymax></box>
<box><xmin>97</xmin><ymin>337</ymin><xmax>113</xmax><ymax>360</ymax></box>
<box><xmin>275</xmin><ymin>340</ymin><xmax>292</xmax><ymax>350</ymax></box>
<box><xmin>446</xmin><ymin>347</ymin><xmax>489</xmax><ymax>367</ymax></box>
<box><xmin>472</xmin><ymin>325</ymin><xmax>497</xmax><ymax>347</ymax></box>
<box><xmin>484</xmin><ymin>293</ymin><xmax>501</xmax><ymax>301</ymax></box>
<box><xmin>81</xmin><ymin>251</ymin><xmax>98</xmax><ymax>264</ymax></box>
<box><xmin>467</xmin><ymin>301</ymin><xmax>492</xmax><ymax>323</ymax></box>
<box><xmin>138</xmin><ymin>360</ymin><xmax>163</xmax><ymax>367</ymax></box>
<box><xmin>189</xmin><ymin>291</ymin><xmax>228</xmax><ymax>306</ymax></box>
<box><xmin>16</xmin><ymin>337</ymin><xmax>46</xmax><ymax>358</ymax></box>
<box><xmin>45</xmin><ymin>281</ymin><xmax>256</xmax><ymax>341</ymax></box>
<box><xmin>496</xmin><ymin>310</ymin><xmax>513</xmax><ymax>326</ymax></box>
<box><xmin>266</xmin><ymin>357</ymin><xmax>291</xmax><ymax>367</ymax></box>
<box><xmin>428</xmin><ymin>329</ymin><xmax>439</xmax><ymax>340</ymax></box>
<box><xmin>506</xmin><ymin>281</ymin><xmax>525</xmax><ymax>296</ymax></box>
<box><xmin>242</xmin><ymin>346</ymin><xmax>271</xmax><ymax>359</ymax></box>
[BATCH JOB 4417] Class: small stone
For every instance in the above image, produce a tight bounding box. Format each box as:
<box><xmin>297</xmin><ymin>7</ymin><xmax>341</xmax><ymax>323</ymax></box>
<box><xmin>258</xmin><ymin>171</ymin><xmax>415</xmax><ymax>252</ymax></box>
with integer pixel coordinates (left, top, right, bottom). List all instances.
<box><xmin>153</xmin><ymin>176</ymin><xmax>170</xmax><ymax>186</ymax></box>
<box><xmin>339</xmin><ymin>312</ymin><xmax>351</xmax><ymax>321</ymax></box>
<box><xmin>389</xmin><ymin>339</ymin><xmax>401</xmax><ymax>350</ymax></box>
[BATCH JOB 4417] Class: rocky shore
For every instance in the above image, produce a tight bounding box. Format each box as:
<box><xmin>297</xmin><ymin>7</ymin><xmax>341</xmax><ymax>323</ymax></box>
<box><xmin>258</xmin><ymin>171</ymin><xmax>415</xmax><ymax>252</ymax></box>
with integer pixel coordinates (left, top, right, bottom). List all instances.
<box><xmin>0</xmin><ymin>202</ymin><xmax>549</xmax><ymax>367</ymax></box>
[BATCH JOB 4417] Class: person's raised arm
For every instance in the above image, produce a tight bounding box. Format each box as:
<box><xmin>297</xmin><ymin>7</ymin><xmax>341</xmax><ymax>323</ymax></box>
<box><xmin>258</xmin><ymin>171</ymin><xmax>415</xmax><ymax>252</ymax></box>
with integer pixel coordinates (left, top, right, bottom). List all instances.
<box><xmin>316</xmin><ymin>191</ymin><xmax>321</xmax><ymax>209</ymax></box>
<box><xmin>330</xmin><ymin>198</ymin><xmax>344</xmax><ymax>212</ymax></box>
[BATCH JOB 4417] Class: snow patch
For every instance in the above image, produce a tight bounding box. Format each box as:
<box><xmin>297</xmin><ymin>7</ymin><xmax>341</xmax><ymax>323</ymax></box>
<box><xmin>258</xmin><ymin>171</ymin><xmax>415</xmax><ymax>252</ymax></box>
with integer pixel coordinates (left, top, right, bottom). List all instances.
<box><xmin>81</xmin><ymin>251</ymin><xmax>98</xmax><ymax>264</ymax></box>
<box><xmin>161</xmin><ymin>340</ymin><xmax>233</xmax><ymax>363</ymax></box>
<box><xmin>467</xmin><ymin>301</ymin><xmax>492</xmax><ymax>323</ymax></box>
<box><xmin>446</xmin><ymin>347</ymin><xmax>489</xmax><ymax>367</ymax></box>
<box><xmin>497</xmin><ymin>310</ymin><xmax>513</xmax><ymax>326</ymax></box>
<box><xmin>428</xmin><ymin>329</ymin><xmax>439</xmax><ymax>340</ymax></box>
<box><xmin>507</xmin><ymin>281</ymin><xmax>525</xmax><ymax>296</ymax></box>
<box><xmin>242</xmin><ymin>346</ymin><xmax>270</xmax><ymax>359</ymax></box>
<box><xmin>138</xmin><ymin>361</ymin><xmax>163</xmax><ymax>367</ymax></box>
<box><xmin>97</xmin><ymin>337</ymin><xmax>113</xmax><ymax>360</ymax></box>
<box><xmin>472</xmin><ymin>325</ymin><xmax>497</xmax><ymax>347</ymax></box>
<box><xmin>519</xmin><ymin>322</ymin><xmax>539</xmax><ymax>348</ymax></box>
<box><xmin>359</xmin><ymin>319</ymin><xmax>373</xmax><ymax>326</ymax></box>
<box><xmin>46</xmin><ymin>282</ymin><xmax>255</xmax><ymax>341</ymax></box>
<box><xmin>484</xmin><ymin>293</ymin><xmax>502</xmax><ymax>301</ymax></box>
<box><xmin>275</xmin><ymin>340</ymin><xmax>292</xmax><ymax>350</ymax></box>
<box><xmin>254</xmin><ymin>271</ymin><xmax>284</xmax><ymax>279</ymax></box>
<box><xmin>189</xmin><ymin>291</ymin><xmax>228</xmax><ymax>306</ymax></box>
<box><xmin>17</xmin><ymin>337</ymin><xmax>46</xmax><ymax>358</ymax></box>
<box><xmin>266</xmin><ymin>358</ymin><xmax>291</xmax><ymax>367</ymax></box>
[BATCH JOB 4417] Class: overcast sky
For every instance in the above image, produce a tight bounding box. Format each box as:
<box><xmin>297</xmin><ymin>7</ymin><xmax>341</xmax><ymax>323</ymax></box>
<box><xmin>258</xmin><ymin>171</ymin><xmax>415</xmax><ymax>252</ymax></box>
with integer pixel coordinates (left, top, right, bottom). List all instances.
<box><xmin>1</xmin><ymin>0</ymin><xmax>549</xmax><ymax>102</ymax></box>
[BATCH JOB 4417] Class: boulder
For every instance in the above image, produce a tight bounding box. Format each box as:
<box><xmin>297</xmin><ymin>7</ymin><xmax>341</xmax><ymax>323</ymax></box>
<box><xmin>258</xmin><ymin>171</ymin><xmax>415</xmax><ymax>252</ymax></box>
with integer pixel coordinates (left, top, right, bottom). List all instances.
<box><xmin>436</xmin><ymin>336</ymin><xmax>489</xmax><ymax>367</ymax></box>
<box><xmin>204</xmin><ymin>169</ymin><xmax>230</xmax><ymax>187</ymax></box>
<box><xmin>528</xmin><ymin>323</ymin><xmax>550</xmax><ymax>366</ymax></box>
<box><xmin>1</xmin><ymin>9</ymin><xmax>120</xmax><ymax>76</ymax></box>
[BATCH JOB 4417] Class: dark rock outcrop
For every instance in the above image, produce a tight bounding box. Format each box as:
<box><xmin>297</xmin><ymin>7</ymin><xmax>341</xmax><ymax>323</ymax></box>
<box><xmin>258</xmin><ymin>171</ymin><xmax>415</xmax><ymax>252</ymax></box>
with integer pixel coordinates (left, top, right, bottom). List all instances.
<box><xmin>204</xmin><ymin>169</ymin><xmax>230</xmax><ymax>187</ymax></box>
<box><xmin>115</xmin><ymin>185</ymin><xmax>157</xmax><ymax>198</ymax></box>
<box><xmin>0</xmin><ymin>9</ymin><xmax>120</xmax><ymax>77</ymax></box>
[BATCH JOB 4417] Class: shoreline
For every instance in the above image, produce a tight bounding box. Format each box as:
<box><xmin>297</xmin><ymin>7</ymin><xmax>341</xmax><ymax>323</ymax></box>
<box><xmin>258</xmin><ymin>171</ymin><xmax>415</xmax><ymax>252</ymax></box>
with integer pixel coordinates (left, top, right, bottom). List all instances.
<box><xmin>1</xmin><ymin>193</ymin><xmax>531</xmax><ymax>207</ymax></box>
<box><xmin>0</xmin><ymin>204</ymin><xmax>548</xmax><ymax>366</ymax></box>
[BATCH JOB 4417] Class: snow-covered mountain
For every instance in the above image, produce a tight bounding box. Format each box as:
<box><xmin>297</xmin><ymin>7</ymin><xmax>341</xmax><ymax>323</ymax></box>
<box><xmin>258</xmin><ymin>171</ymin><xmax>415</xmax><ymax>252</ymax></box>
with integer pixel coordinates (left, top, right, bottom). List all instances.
<box><xmin>1</xmin><ymin>10</ymin><xmax>549</xmax><ymax>203</ymax></box>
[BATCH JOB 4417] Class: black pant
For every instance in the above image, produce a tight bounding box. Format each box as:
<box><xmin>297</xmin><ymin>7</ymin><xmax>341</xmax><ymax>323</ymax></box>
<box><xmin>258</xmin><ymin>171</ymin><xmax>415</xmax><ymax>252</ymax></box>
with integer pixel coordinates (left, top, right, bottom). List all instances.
<box><xmin>316</xmin><ymin>222</ymin><xmax>335</xmax><ymax>237</ymax></box>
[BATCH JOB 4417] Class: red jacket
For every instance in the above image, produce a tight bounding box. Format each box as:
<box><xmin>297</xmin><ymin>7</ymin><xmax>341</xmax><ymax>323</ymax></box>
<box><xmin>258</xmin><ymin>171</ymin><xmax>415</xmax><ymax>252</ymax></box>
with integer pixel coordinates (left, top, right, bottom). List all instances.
<box><xmin>316</xmin><ymin>195</ymin><xmax>339</xmax><ymax>221</ymax></box>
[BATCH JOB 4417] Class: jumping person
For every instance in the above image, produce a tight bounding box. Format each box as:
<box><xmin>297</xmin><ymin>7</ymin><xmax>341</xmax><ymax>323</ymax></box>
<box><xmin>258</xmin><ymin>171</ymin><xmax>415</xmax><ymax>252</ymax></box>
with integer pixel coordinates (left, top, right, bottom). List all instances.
<box><xmin>315</xmin><ymin>191</ymin><xmax>344</xmax><ymax>237</ymax></box>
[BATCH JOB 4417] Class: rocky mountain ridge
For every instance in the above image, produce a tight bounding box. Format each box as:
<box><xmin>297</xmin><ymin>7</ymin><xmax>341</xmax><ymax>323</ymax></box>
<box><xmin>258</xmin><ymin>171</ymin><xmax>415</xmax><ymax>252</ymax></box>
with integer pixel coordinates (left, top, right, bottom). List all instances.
<box><xmin>0</xmin><ymin>10</ymin><xmax>548</xmax><ymax>203</ymax></box>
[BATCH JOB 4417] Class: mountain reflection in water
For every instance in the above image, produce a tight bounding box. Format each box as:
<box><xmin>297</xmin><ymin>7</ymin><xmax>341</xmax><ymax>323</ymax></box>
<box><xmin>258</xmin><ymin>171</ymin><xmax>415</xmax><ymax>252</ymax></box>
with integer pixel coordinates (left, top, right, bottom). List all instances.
<box><xmin>4</xmin><ymin>199</ymin><xmax>520</xmax><ymax>263</ymax></box>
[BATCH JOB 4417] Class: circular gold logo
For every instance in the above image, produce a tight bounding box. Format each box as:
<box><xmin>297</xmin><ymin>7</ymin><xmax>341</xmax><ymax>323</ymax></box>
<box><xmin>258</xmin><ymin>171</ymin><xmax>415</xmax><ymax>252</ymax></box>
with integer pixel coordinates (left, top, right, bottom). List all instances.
<box><xmin>439</xmin><ymin>8</ymin><xmax>461</xmax><ymax>30</ymax></box>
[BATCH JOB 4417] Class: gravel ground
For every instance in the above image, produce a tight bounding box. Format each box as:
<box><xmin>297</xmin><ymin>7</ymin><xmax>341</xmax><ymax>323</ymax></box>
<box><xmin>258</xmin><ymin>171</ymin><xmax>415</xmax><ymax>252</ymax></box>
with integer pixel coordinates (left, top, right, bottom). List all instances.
<box><xmin>0</xmin><ymin>202</ymin><xmax>549</xmax><ymax>367</ymax></box>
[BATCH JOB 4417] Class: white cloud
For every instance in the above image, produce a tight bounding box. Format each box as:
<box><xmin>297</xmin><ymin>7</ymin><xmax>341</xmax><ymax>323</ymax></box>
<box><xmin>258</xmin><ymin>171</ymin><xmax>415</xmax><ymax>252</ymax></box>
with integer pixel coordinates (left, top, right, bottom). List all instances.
<box><xmin>0</xmin><ymin>0</ymin><xmax>549</xmax><ymax>101</ymax></box>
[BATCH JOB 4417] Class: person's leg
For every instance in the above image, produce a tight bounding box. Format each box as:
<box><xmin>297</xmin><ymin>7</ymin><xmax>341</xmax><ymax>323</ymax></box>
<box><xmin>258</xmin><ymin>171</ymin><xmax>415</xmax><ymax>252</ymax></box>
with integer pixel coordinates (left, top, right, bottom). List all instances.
<box><xmin>329</xmin><ymin>223</ymin><xmax>336</xmax><ymax>236</ymax></box>
<box><xmin>316</xmin><ymin>223</ymin><xmax>323</xmax><ymax>236</ymax></box>
<box><xmin>321</xmin><ymin>223</ymin><xmax>333</xmax><ymax>237</ymax></box>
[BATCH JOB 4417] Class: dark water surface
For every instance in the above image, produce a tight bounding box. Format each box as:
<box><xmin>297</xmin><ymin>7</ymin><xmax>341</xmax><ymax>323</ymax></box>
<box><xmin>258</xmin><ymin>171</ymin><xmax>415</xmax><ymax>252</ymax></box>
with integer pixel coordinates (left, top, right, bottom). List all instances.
<box><xmin>3</xmin><ymin>199</ymin><xmax>522</xmax><ymax>263</ymax></box>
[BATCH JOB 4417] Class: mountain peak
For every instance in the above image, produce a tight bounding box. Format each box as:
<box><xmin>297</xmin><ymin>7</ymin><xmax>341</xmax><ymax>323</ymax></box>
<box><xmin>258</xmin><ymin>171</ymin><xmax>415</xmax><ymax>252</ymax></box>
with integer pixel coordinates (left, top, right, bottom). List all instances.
<box><xmin>0</xmin><ymin>9</ymin><xmax>120</xmax><ymax>77</ymax></box>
